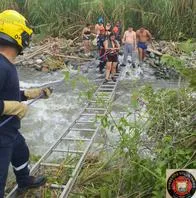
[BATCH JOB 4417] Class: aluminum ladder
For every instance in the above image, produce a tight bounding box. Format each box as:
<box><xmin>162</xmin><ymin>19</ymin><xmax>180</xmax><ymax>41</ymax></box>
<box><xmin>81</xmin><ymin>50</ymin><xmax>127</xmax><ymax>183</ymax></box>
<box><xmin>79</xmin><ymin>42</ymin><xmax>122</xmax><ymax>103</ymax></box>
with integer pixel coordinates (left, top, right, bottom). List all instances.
<box><xmin>7</xmin><ymin>72</ymin><xmax>120</xmax><ymax>198</ymax></box>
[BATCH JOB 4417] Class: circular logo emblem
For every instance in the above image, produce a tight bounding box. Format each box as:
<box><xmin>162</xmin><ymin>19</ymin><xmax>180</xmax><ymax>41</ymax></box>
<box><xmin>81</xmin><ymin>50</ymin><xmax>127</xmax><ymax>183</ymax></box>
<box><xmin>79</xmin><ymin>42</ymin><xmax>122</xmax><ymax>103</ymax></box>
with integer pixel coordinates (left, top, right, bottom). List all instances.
<box><xmin>167</xmin><ymin>170</ymin><xmax>196</xmax><ymax>198</ymax></box>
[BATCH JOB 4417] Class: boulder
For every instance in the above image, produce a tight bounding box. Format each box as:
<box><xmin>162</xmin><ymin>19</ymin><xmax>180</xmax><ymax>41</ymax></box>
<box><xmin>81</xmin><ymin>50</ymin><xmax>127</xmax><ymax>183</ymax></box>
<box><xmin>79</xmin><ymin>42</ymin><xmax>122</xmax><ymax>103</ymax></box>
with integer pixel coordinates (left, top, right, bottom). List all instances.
<box><xmin>35</xmin><ymin>59</ymin><xmax>43</xmax><ymax>64</ymax></box>
<box><xmin>27</xmin><ymin>60</ymin><xmax>34</xmax><ymax>65</ymax></box>
<box><xmin>42</xmin><ymin>66</ymin><xmax>49</xmax><ymax>72</ymax></box>
<box><xmin>35</xmin><ymin>64</ymin><xmax>42</xmax><ymax>71</ymax></box>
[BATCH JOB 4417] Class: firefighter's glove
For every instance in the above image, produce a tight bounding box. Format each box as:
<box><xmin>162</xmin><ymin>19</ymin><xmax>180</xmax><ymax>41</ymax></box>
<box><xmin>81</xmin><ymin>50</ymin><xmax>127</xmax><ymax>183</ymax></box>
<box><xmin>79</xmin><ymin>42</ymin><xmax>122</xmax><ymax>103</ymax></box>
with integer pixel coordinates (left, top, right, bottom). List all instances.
<box><xmin>25</xmin><ymin>87</ymin><xmax>52</xmax><ymax>99</ymax></box>
<box><xmin>3</xmin><ymin>101</ymin><xmax>28</xmax><ymax>119</ymax></box>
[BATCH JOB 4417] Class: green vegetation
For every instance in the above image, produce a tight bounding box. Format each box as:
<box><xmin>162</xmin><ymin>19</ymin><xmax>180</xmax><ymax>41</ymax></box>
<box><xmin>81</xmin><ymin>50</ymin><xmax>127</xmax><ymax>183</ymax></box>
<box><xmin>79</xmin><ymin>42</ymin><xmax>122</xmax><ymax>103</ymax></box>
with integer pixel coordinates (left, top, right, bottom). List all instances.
<box><xmin>1</xmin><ymin>1</ymin><xmax>195</xmax><ymax>197</ymax></box>
<box><xmin>61</xmin><ymin>55</ymin><xmax>195</xmax><ymax>197</ymax></box>
<box><xmin>161</xmin><ymin>54</ymin><xmax>196</xmax><ymax>90</ymax></box>
<box><xmin>69</xmin><ymin>85</ymin><xmax>195</xmax><ymax>198</ymax></box>
<box><xmin>0</xmin><ymin>0</ymin><xmax>195</xmax><ymax>40</ymax></box>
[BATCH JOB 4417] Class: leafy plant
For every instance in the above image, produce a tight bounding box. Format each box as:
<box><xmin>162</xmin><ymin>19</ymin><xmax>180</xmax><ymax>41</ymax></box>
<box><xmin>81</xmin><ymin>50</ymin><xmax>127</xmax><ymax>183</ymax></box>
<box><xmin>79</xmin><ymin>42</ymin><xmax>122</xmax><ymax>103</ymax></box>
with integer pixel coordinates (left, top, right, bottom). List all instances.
<box><xmin>71</xmin><ymin>85</ymin><xmax>195</xmax><ymax>197</ymax></box>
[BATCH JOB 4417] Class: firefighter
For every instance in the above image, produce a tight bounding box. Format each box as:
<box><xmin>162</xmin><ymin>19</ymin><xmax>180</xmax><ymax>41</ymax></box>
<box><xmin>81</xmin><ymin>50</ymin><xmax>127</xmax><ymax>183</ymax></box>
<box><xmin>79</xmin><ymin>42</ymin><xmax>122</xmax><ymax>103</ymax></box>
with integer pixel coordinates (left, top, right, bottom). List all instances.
<box><xmin>0</xmin><ymin>10</ymin><xmax>52</xmax><ymax>197</ymax></box>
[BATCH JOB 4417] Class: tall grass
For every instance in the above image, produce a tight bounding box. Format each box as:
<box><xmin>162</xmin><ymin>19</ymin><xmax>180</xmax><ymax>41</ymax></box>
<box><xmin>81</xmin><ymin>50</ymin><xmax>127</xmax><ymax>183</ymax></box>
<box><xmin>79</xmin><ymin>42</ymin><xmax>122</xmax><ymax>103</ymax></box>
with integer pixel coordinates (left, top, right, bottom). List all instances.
<box><xmin>0</xmin><ymin>0</ymin><xmax>195</xmax><ymax>40</ymax></box>
<box><xmin>0</xmin><ymin>0</ymin><xmax>18</xmax><ymax>11</ymax></box>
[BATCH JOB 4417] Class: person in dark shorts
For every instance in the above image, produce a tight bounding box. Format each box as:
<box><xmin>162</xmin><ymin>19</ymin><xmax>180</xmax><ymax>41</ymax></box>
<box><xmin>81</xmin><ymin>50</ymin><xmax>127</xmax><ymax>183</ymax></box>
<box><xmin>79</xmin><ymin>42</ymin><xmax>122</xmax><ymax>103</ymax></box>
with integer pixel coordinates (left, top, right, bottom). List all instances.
<box><xmin>103</xmin><ymin>33</ymin><xmax>120</xmax><ymax>83</ymax></box>
<box><xmin>97</xmin><ymin>27</ymin><xmax>106</xmax><ymax>74</ymax></box>
<box><xmin>136</xmin><ymin>27</ymin><xmax>152</xmax><ymax>63</ymax></box>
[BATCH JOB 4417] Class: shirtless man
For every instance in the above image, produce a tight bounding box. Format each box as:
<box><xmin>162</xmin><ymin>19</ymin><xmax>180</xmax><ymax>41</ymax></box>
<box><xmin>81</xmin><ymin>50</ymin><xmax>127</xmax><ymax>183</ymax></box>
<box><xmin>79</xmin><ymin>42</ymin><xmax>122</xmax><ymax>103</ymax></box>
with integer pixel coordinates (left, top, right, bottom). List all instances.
<box><xmin>121</xmin><ymin>26</ymin><xmax>137</xmax><ymax>67</ymax></box>
<box><xmin>136</xmin><ymin>27</ymin><xmax>152</xmax><ymax>63</ymax></box>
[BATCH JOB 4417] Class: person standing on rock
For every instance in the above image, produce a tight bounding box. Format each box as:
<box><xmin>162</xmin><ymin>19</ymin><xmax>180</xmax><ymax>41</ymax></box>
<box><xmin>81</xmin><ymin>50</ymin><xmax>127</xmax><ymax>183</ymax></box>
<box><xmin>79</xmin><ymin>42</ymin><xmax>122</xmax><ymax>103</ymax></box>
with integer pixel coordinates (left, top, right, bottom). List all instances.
<box><xmin>82</xmin><ymin>23</ymin><xmax>92</xmax><ymax>57</ymax></box>
<box><xmin>0</xmin><ymin>10</ymin><xmax>52</xmax><ymax>197</ymax></box>
<box><xmin>103</xmin><ymin>33</ymin><xmax>120</xmax><ymax>83</ymax></box>
<box><xmin>136</xmin><ymin>27</ymin><xmax>152</xmax><ymax>63</ymax></box>
<box><xmin>121</xmin><ymin>26</ymin><xmax>137</xmax><ymax>68</ymax></box>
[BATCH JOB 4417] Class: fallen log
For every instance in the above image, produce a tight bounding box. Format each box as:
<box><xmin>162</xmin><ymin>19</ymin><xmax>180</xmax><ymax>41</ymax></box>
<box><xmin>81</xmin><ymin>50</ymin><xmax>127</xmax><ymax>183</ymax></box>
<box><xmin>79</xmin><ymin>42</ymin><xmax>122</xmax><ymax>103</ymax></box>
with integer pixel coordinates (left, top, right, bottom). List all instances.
<box><xmin>147</xmin><ymin>47</ymin><xmax>163</xmax><ymax>56</ymax></box>
<box><xmin>44</xmin><ymin>51</ymin><xmax>93</xmax><ymax>61</ymax></box>
<box><xmin>15</xmin><ymin>43</ymin><xmax>51</xmax><ymax>64</ymax></box>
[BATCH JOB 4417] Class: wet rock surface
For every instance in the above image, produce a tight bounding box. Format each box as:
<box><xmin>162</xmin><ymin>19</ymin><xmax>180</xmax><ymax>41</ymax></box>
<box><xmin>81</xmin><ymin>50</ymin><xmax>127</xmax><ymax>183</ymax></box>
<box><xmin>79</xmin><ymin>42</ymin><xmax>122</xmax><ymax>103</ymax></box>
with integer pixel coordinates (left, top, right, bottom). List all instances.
<box><xmin>145</xmin><ymin>40</ymin><xmax>196</xmax><ymax>79</ymax></box>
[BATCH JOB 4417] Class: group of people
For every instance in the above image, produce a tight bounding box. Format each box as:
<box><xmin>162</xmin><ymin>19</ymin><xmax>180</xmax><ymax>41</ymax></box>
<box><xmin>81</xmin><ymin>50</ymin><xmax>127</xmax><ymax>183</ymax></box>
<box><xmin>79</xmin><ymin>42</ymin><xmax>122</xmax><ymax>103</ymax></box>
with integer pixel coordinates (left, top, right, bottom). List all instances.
<box><xmin>121</xmin><ymin>26</ymin><xmax>152</xmax><ymax>67</ymax></box>
<box><xmin>82</xmin><ymin>17</ymin><xmax>152</xmax><ymax>83</ymax></box>
<box><xmin>95</xmin><ymin>18</ymin><xmax>121</xmax><ymax>83</ymax></box>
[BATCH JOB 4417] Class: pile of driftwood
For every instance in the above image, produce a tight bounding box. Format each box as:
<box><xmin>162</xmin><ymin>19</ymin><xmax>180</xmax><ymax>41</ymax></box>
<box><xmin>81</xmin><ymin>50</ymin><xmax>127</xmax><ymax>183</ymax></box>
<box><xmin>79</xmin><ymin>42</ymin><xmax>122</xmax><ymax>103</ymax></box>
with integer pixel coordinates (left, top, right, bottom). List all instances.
<box><xmin>145</xmin><ymin>47</ymin><xmax>179</xmax><ymax>79</ymax></box>
<box><xmin>15</xmin><ymin>37</ymin><xmax>93</xmax><ymax>72</ymax></box>
<box><xmin>146</xmin><ymin>40</ymin><xmax>195</xmax><ymax>79</ymax></box>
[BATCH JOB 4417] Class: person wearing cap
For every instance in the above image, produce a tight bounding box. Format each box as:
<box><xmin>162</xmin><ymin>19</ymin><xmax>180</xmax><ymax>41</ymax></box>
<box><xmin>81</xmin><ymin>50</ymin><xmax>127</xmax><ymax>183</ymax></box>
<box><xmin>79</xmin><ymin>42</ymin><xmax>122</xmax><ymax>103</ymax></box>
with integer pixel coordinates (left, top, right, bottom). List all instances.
<box><xmin>0</xmin><ymin>10</ymin><xmax>52</xmax><ymax>197</ymax></box>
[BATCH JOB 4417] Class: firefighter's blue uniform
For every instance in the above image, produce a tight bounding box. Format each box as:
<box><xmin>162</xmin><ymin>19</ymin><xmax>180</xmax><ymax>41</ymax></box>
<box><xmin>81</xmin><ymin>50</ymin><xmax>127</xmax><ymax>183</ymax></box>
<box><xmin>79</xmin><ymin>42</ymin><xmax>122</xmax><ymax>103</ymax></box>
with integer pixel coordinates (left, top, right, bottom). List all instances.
<box><xmin>0</xmin><ymin>54</ymin><xmax>30</xmax><ymax>197</ymax></box>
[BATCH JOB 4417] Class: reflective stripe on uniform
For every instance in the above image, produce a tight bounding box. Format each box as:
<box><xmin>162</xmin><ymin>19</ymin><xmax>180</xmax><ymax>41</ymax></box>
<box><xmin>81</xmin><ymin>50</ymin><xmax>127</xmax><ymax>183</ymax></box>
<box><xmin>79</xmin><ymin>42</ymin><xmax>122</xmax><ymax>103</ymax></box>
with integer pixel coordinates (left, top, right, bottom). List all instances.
<box><xmin>12</xmin><ymin>161</ymin><xmax>28</xmax><ymax>171</ymax></box>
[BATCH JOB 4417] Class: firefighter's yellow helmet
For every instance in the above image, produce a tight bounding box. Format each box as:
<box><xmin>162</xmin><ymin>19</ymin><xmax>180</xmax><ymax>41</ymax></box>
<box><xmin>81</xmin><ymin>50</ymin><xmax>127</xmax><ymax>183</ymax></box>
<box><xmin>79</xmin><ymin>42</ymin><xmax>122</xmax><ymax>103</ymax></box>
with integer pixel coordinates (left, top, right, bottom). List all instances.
<box><xmin>0</xmin><ymin>10</ymin><xmax>33</xmax><ymax>53</ymax></box>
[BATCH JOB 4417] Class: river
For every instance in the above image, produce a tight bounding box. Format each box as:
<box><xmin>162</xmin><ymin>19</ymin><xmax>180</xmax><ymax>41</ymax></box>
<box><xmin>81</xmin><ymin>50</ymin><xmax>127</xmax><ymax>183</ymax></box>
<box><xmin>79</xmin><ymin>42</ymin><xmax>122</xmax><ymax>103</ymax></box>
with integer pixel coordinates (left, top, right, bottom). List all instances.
<box><xmin>17</xmin><ymin>56</ymin><xmax>180</xmax><ymax>156</ymax></box>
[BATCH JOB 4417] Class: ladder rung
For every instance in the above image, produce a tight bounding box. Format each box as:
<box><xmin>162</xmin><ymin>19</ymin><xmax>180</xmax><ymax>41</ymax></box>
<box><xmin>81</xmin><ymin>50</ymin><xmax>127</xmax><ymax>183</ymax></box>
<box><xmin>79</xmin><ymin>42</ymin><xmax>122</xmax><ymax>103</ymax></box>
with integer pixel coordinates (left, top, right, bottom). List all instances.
<box><xmin>95</xmin><ymin>93</ymin><xmax>110</xmax><ymax>96</ymax></box>
<box><xmin>50</xmin><ymin>184</ymin><xmax>66</xmax><ymax>189</ymax></box>
<box><xmin>81</xmin><ymin>113</ymin><xmax>104</xmax><ymax>116</ymax></box>
<box><xmin>71</xmin><ymin>128</ymin><xmax>96</xmax><ymax>132</ymax></box>
<box><xmin>95</xmin><ymin>96</ymin><xmax>110</xmax><ymax>99</ymax></box>
<box><xmin>93</xmin><ymin>96</ymin><xmax>110</xmax><ymax>99</ymax></box>
<box><xmin>89</xmin><ymin>100</ymin><xmax>108</xmax><ymax>103</ymax></box>
<box><xmin>85</xmin><ymin>107</ymin><xmax>105</xmax><ymax>111</ymax></box>
<box><xmin>98</xmin><ymin>88</ymin><xmax>114</xmax><ymax>91</ymax></box>
<box><xmin>53</xmin><ymin>149</ymin><xmax>84</xmax><ymax>154</ymax></box>
<box><xmin>94</xmin><ymin>97</ymin><xmax>110</xmax><ymax>101</ymax></box>
<box><xmin>101</xmin><ymin>85</ymin><xmax>115</xmax><ymax>88</ymax></box>
<box><xmin>76</xmin><ymin>120</ymin><xmax>94</xmax><ymax>123</ymax></box>
<box><xmin>40</xmin><ymin>162</ymin><xmax>75</xmax><ymax>168</ymax></box>
<box><xmin>61</xmin><ymin>137</ymin><xmax>90</xmax><ymax>142</ymax></box>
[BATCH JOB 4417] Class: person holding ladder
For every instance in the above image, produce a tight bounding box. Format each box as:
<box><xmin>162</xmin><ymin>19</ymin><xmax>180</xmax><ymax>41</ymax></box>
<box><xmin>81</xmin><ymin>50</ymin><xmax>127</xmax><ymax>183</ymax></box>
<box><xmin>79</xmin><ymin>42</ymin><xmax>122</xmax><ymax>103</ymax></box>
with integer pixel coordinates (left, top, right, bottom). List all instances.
<box><xmin>0</xmin><ymin>10</ymin><xmax>52</xmax><ymax>197</ymax></box>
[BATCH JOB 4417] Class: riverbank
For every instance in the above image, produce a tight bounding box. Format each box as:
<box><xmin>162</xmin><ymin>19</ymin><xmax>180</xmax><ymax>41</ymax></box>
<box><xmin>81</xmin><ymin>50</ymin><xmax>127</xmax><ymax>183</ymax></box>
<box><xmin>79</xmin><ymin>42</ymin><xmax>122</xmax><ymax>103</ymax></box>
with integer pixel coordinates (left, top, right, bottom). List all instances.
<box><xmin>15</xmin><ymin>36</ymin><xmax>196</xmax><ymax>82</ymax></box>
